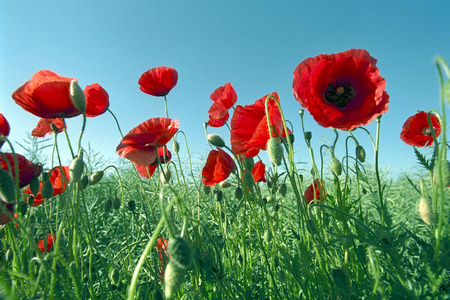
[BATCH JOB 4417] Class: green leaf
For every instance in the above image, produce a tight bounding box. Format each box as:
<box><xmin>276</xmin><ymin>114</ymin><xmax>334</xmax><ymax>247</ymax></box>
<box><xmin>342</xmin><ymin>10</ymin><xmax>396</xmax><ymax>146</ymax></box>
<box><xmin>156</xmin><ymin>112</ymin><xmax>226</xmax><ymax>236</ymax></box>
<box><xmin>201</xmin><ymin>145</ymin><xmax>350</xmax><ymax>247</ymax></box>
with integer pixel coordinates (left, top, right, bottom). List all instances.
<box><xmin>413</xmin><ymin>147</ymin><xmax>431</xmax><ymax>171</ymax></box>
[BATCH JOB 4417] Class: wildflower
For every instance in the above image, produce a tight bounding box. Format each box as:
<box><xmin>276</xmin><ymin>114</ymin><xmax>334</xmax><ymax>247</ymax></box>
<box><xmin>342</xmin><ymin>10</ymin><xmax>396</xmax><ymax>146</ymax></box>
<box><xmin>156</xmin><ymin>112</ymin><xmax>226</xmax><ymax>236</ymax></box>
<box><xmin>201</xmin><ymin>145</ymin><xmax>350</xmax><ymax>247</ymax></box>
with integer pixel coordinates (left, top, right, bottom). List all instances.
<box><xmin>230</xmin><ymin>92</ymin><xmax>285</xmax><ymax>157</ymax></box>
<box><xmin>37</xmin><ymin>233</ymin><xmax>55</xmax><ymax>253</ymax></box>
<box><xmin>251</xmin><ymin>161</ymin><xmax>266</xmax><ymax>183</ymax></box>
<box><xmin>400</xmin><ymin>111</ymin><xmax>441</xmax><ymax>147</ymax></box>
<box><xmin>202</xmin><ymin>148</ymin><xmax>235</xmax><ymax>186</ymax></box>
<box><xmin>138</xmin><ymin>66</ymin><xmax>178</xmax><ymax>97</ymax></box>
<box><xmin>156</xmin><ymin>238</ymin><xmax>170</xmax><ymax>280</ymax></box>
<box><xmin>0</xmin><ymin>153</ymin><xmax>42</xmax><ymax>188</ymax></box>
<box><xmin>116</xmin><ymin>117</ymin><xmax>179</xmax><ymax>165</ymax></box>
<box><xmin>31</xmin><ymin>118</ymin><xmax>65</xmax><ymax>137</ymax></box>
<box><xmin>0</xmin><ymin>113</ymin><xmax>10</xmax><ymax>149</ymax></box>
<box><xmin>84</xmin><ymin>83</ymin><xmax>110</xmax><ymax>117</ymax></box>
<box><xmin>304</xmin><ymin>180</ymin><xmax>326</xmax><ymax>204</ymax></box>
<box><xmin>293</xmin><ymin>49</ymin><xmax>389</xmax><ymax>130</ymax></box>
<box><xmin>12</xmin><ymin>70</ymin><xmax>82</xmax><ymax>118</ymax></box>
<box><xmin>207</xmin><ymin>82</ymin><xmax>237</xmax><ymax>127</ymax></box>
<box><xmin>0</xmin><ymin>200</ymin><xmax>14</xmax><ymax>225</ymax></box>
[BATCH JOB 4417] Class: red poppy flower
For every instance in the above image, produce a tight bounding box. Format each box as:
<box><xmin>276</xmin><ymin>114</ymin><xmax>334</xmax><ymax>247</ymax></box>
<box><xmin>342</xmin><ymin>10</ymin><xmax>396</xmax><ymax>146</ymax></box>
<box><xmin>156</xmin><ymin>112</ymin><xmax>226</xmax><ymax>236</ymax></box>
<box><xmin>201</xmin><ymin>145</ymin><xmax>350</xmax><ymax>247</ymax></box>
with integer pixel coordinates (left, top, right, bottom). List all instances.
<box><xmin>252</xmin><ymin>161</ymin><xmax>266</xmax><ymax>183</ymax></box>
<box><xmin>0</xmin><ymin>153</ymin><xmax>42</xmax><ymax>188</ymax></box>
<box><xmin>207</xmin><ymin>83</ymin><xmax>237</xmax><ymax>127</ymax></box>
<box><xmin>23</xmin><ymin>166</ymin><xmax>69</xmax><ymax>207</ymax></box>
<box><xmin>400</xmin><ymin>111</ymin><xmax>441</xmax><ymax>147</ymax></box>
<box><xmin>156</xmin><ymin>237</ymin><xmax>170</xmax><ymax>280</ymax></box>
<box><xmin>135</xmin><ymin>164</ymin><xmax>158</xmax><ymax>179</ymax></box>
<box><xmin>31</xmin><ymin>118</ymin><xmax>65</xmax><ymax>138</ymax></box>
<box><xmin>304</xmin><ymin>180</ymin><xmax>326</xmax><ymax>204</ymax></box>
<box><xmin>37</xmin><ymin>233</ymin><xmax>55</xmax><ymax>253</ymax></box>
<box><xmin>138</xmin><ymin>66</ymin><xmax>178</xmax><ymax>97</ymax></box>
<box><xmin>0</xmin><ymin>200</ymin><xmax>14</xmax><ymax>225</ymax></box>
<box><xmin>116</xmin><ymin>117</ymin><xmax>179</xmax><ymax>166</ymax></box>
<box><xmin>84</xmin><ymin>83</ymin><xmax>110</xmax><ymax>117</ymax></box>
<box><xmin>202</xmin><ymin>148</ymin><xmax>235</xmax><ymax>186</ymax></box>
<box><xmin>230</xmin><ymin>92</ymin><xmax>285</xmax><ymax>157</ymax></box>
<box><xmin>293</xmin><ymin>49</ymin><xmax>389</xmax><ymax>130</ymax></box>
<box><xmin>12</xmin><ymin>70</ymin><xmax>82</xmax><ymax>118</ymax></box>
<box><xmin>0</xmin><ymin>113</ymin><xmax>10</xmax><ymax>149</ymax></box>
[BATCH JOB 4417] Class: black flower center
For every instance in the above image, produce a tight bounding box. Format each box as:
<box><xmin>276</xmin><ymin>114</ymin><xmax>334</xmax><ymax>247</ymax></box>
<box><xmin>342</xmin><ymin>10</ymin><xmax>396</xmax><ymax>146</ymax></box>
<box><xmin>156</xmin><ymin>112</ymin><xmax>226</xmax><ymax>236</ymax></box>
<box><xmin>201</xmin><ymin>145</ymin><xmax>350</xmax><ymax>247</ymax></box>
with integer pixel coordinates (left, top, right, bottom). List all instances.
<box><xmin>324</xmin><ymin>81</ymin><xmax>355</xmax><ymax>108</ymax></box>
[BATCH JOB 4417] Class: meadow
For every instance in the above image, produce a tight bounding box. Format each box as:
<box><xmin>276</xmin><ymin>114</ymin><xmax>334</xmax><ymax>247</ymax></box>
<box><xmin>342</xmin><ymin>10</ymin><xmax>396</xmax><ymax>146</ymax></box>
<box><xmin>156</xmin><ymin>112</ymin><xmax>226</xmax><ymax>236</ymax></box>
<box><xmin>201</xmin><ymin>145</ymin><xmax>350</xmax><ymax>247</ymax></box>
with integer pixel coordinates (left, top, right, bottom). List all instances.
<box><xmin>0</xmin><ymin>49</ymin><xmax>449</xmax><ymax>299</ymax></box>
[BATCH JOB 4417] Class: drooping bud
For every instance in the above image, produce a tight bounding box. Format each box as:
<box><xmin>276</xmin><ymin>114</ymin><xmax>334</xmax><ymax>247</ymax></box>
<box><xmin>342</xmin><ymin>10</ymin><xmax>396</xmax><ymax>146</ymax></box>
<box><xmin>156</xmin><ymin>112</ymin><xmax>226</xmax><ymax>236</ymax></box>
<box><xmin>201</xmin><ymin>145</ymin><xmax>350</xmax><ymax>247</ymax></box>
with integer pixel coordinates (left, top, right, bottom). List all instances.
<box><xmin>243</xmin><ymin>172</ymin><xmax>254</xmax><ymax>189</ymax></box>
<box><xmin>355</xmin><ymin>145</ymin><xmax>366</xmax><ymax>163</ymax></box>
<box><xmin>0</xmin><ymin>169</ymin><xmax>16</xmax><ymax>203</ymax></box>
<box><xmin>160</xmin><ymin>167</ymin><xmax>171</xmax><ymax>184</ymax></box>
<box><xmin>173</xmin><ymin>141</ymin><xmax>180</xmax><ymax>155</ymax></box>
<box><xmin>29</xmin><ymin>176</ymin><xmax>40</xmax><ymax>197</ymax></box>
<box><xmin>267</xmin><ymin>138</ymin><xmax>283</xmax><ymax>166</ymax></box>
<box><xmin>113</xmin><ymin>197</ymin><xmax>121</xmax><ymax>210</ymax></box>
<box><xmin>70</xmin><ymin>80</ymin><xmax>86</xmax><ymax>113</ymax></box>
<box><xmin>69</xmin><ymin>150</ymin><xmax>84</xmax><ymax>183</ymax></box>
<box><xmin>219</xmin><ymin>181</ymin><xmax>231</xmax><ymax>188</ymax></box>
<box><xmin>41</xmin><ymin>181</ymin><xmax>54</xmax><ymax>199</ymax></box>
<box><xmin>418</xmin><ymin>198</ymin><xmax>433</xmax><ymax>225</ymax></box>
<box><xmin>203</xmin><ymin>185</ymin><xmax>211</xmax><ymax>195</ymax></box>
<box><xmin>104</xmin><ymin>199</ymin><xmax>112</xmax><ymax>214</ymax></box>
<box><xmin>235</xmin><ymin>187</ymin><xmax>243</xmax><ymax>200</ymax></box>
<box><xmin>127</xmin><ymin>200</ymin><xmax>136</xmax><ymax>212</ymax></box>
<box><xmin>207</xmin><ymin>134</ymin><xmax>225</xmax><ymax>148</ymax></box>
<box><xmin>279</xmin><ymin>183</ymin><xmax>287</xmax><ymax>197</ymax></box>
<box><xmin>304</xmin><ymin>131</ymin><xmax>312</xmax><ymax>141</ymax></box>
<box><xmin>330</xmin><ymin>157</ymin><xmax>342</xmax><ymax>176</ymax></box>
<box><xmin>89</xmin><ymin>170</ymin><xmax>104</xmax><ymax>185</ymax></box>
<box><xmin>242</xmin><ymin>157</ymin><xmax>254</xmax><ymax>171</ymax></box>
<box><xmin>288</xmin><ymin>133</ymin><xmax>295</xmax><ymax>145</ymax></box>
<box><xmin>164</xmin><ymin>237</ymin><xmax>193</xmax><ymax>299</ymax></box>
<box><xmin>214</xmin><ymin>190</ymin><xmax>223</xmax><ymax>202</ymax></box>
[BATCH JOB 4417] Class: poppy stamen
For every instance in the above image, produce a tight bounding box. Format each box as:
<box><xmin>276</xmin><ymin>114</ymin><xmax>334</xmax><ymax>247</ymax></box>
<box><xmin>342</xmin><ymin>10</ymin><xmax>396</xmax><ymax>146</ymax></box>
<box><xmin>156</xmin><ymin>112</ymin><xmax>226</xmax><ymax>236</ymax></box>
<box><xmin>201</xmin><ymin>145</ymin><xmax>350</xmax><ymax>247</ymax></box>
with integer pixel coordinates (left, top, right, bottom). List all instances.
<box><xmin>324</xmin><ymin>81</ymin><xmax>355</xmax><ymax>108</ymax></box>
<box><xmin>422</xmin><ymin>127</ymin><xmax>432</xmax><ymax>136</ymax></box>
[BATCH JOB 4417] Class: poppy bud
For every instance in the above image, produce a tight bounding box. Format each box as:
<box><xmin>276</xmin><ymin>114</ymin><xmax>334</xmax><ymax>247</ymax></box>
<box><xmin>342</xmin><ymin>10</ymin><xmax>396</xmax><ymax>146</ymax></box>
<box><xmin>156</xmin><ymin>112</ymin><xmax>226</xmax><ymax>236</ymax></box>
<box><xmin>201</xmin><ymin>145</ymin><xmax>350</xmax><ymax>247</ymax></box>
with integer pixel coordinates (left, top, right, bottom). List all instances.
<box><xmin>243</xmin><ymin>157</ymin><xmax>254</xmax><ymax>171</ymax></box>
<box><xmin>160</xmin><ymin>167</ymin><xmax>171</xmax><ymax>184</ymax></box>
<box><xmin>104</xmin><ymin>199</ymin><xmax>112</xmax><ymax>214</ymax></box>
<box><xmin>173</xmin><ymin>141</ymin><xmax>180</xmax><ymax>155</ymax></box>
<box><xmin>299</xmin><ymin>109</ymin><xmax>304</xmax><ymax>117</ymax></box>
<box><xmin>304</xmin><ymin>131</ymin><xmax>312</xmax><ymax>141</ymax></box>
<box><xmin>127</xmin><ymin>200</ymin><xmax>136</xmax><ymax>212</ymax></box>
<box><xmin>20</xmin><ymin>202</ymin><xmax>27</xmax><ymax>215</ymax></box>
<box><xmin>355</xmin><ymin>145</ymin><xmax>366</xmax><ymax>163</ymax></box>
<box><xmin>81</xmin><ymin>175</ymin><xmax>89</xmax><ymax>190</ymax></box>
<box><xmin>267</xmin><ymin>138</ymin><xmax>283</xmax><ymax>166</ymax></box>
<box><xmin>418</xmin><ymin>198</ymin><xmax>433</xmax><ymax>225</ymax></box>
<box><xmin>110</xmin><ymin>269</ymin><xmax>120</xmax><ymax>286</ymax></box>
<box><xmin>29</xmin><ymin>176</ymin><xmax>40</xmax><ymax>197</ymax></box>
<box><xmin>113</xmin><ymin>197</ymin><xmax>121</xmax><ymax>210</ymax></box>
<box><xmin>207</xmin><ymin>134</ymin><xmax>225</xmax><ymax>148</ymax></box>
<box><xmin>288</xmin><ymin>133</ymin><xmax>295</xmax><ymax>145</ymax></box>
<box><xmin>0</xmin><ymin>169</ymin><xmax>16</xmax><ymax>203</ymax></box>
<box><xmin>49</xmin><ymin>122</ymin><xmax>59</xmax><ymax>133</ymax></box>
<box><xmin>219</xmin><ymin>181</ymin><xmax>231</xmax><ymax>188</ymax></box>
<box><xmin>70</xmin><ymin>80</ymin><xmax>86</xmax><ymax>113</ymax></box>
<box><xmin>27</xmin><ymin>196</ymin><xmax>34</xmax><ymax>206</ymax></box>
<box><xmin>5</xmin><ymin>249</ymin><xmax>13</xmax><ymax>262</ymax></box>
<box><xmin>165</xmin><ymin>237</ymin><xmax>193</xmax><ymax>299</ymax></box>
<box><xmin>214</xmin><ymin>190</ymin><xmax>223</xmax><ymax>202</ymax></box>
<box><xmin>203</xmin><ymin>185</ymin><xmax>211</xmax><ymax>195</ymax></box>
<box><xmin>235</xmin><ymin>187</ymin><xmax>243</xmax><ymax>200</ymax></box>
<box><xmin>89</xmin><ymin>171</ymin><xmax>104</xmax><ymax>185</ymax></box>
<box><xmin>41</xmin><ymin>181</ymin><xmax>54</xmax><ymax>199</ymax></box>
<box><xmin>331</xmin><ymin>157</ymin><xmax>342</xmax><ymax>176</ymax></box>
<box><xmin>243</xmin><ymin>172</ymin><xmax>254</xmax><ymax>189</ymax></box>
<box><xmin>69</xmin><ymin>153</ymin><xmax>84</xmax><ymax>184</ymax></box>
<box><xmin>279</xmin><ymin>183</ymin><xmax>287</xmax><ymax>197</ymax></box>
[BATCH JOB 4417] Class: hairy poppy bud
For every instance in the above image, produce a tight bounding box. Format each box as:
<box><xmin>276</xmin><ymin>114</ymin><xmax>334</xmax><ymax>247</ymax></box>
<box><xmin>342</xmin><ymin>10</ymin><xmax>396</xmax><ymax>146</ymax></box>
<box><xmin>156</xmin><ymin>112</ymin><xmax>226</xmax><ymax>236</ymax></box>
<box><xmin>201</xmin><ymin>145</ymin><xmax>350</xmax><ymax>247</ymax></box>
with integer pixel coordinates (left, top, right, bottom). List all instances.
<box><xmin>173</xmin><ymin>141</ymin><xmax>180</xmax><ymax>155</ymax></box>
<box><xmin>165</xmin><ymin>237</ymin><xmax>193</xmax><ymax>299</ymax></box>
<box><xmin>418</xmin><ymin>198</ymin><xmax>433</xmax><ymax>225</ymax></box>
<box><xmin>355</xmin><ymin>145</ymin><xmax>366</xmax><ymax>163</ymax></box>
<box><xmin>219</xmin><ymin>181</ymin><xmax>231</xmax><ymax>188</ymax></box>
<box><xmin>207</xmin><ymin>134</ymin><xmax>225</xmax><ymax>148</ymax></box>
<box><xmin>27</xmin><ymin>196</ymin><xmax>34</xmax><ymax>206</ymax></box>
<box><xmin>288</xmin><ymin>133</ymin><xmax>295</xmax><ymax>145</ymax></box>
<box><xmin>304</xmin><ymin>131</ymin><xmax>312</xmax><ymax>141</ymax></box>
<box><xmin>81</xmin><ymin>175</ymin><xmax>89</xmax><ymax>190</ymax></box>
<box><xmin>0</xmin><ymin>169</ymin><xmax>16</xmax><ymax>203</ymax></box>
<box><xmin>41</xmin><ymin>180</ymin><xmax>54</xmax><ymax>199</ymax></box>
<box><xmin>29</xmin><ymin>176</ymin><xmax>40</xmax><ymax>197</ymax></box>
<box><xmin>331</xmin><ymin>157</ymin><xmax>342</xmax><ymax>176</ymax></box>
<box><xmin>243</xmin><ymin>172</ymin><xmax>254</xmax><ymax>189</ymax></box>
<box><xmin>160</xmin><ymin>167</ymin><xmax>171</xmax><ymax>184</ymax></box>
<box><xmin>127</xmin><ymin>200</ymin><xmax>136</xmax><ymax>212</ymax></box>
<box><xmin>69</xmin><ymin>151</ymin><xmax>84</xmax><ymax>183</ymax></box>
<box><xmin>267</xmin><ymin>138</ymin><xmax>283</xmax><ymax>166</ymax></box>
<box><xmin>89</xmin><ymin>171</ymin><xmax>104</xmax><ymax>185</ymax></box>
<box><xmin>70</xmin><ymin>80</ymin><xmax>86</xmax><ymax>113</ymax></box>
<box><xmin>235</xmin><ymin>187</ymin><xmax>243</xmax><ymax>200</ymax></box>
<box><xmin>113</xmin><ymin>197</ymin><xmax>121</xmax><ymax>210</ymax></box>
<box><xmin>279</xmin><ymin>183</ymin><xmax>287</xmax><ymax>197</ymax></box>
<box><xmin>214</xmin><ymin>190</ymin><xmax>223</xmax><ymax>202</ymax></box>
<box><xmin>104</xmin><ymin>199</ymin><xmax>112</xmax><ymax>214</ymax></box>
<box><xmin>243</xmin><ymin>157</ymin><xmax>254</xmax><ymax>171</ymax></box>
<box><xmin>203</xmin><ymin>185</ymin><xmax>211</xmax><ymax>195</ymax></box>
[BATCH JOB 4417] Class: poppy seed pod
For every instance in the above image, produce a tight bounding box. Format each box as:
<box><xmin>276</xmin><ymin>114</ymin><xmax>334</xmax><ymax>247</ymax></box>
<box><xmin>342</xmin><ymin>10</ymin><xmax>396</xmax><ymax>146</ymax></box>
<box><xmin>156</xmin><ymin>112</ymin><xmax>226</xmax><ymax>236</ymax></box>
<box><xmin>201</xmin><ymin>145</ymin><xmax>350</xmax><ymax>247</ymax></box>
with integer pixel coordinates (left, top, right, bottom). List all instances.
<box><xmin>0</xmin><ymin>169</ymin><xmax>15</xmax><ymax>203</ymax></box>
<box><xmin>330</xmin><ymin>157</ymin><xmax>342</xmax><ymax>176</ymax></box>
<box><xmin>207</xmin><ymin>134</ymin><xmax>225</xmax><ymax>148</ymax></box>
<box><xmin>69</xmin><ymin>80</ymin><xmax>86</xmax><ymax>113</ymax></box>
<box><xmin>89</xmin><ymin>170</ymin><xmax>104</xmax><ymax>185</ymax></box>
<box><xmin>267</xmin><ymin>138</ymin><xmax>283</xmax><ymax>166</ymax></box>
<box><xmin>41</xmin><ymin>181</ymin><xmax>54</xmax><ymax>199</ymax></box>
<box><xmin>355</xmin><ymin>145</ymin><xmax>366</xmax><ymax>163</ymax></box>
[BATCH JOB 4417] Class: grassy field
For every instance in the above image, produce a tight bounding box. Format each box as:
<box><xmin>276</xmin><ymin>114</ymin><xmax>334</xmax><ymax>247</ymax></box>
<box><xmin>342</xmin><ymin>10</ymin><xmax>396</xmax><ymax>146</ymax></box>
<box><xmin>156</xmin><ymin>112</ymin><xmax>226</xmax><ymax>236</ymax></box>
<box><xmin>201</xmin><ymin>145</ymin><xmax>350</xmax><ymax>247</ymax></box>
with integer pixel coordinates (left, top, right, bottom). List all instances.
<box><xmin>0</xmin><ymin>55</ymin><xmax>449</xmax><ymax>300</ymax></box>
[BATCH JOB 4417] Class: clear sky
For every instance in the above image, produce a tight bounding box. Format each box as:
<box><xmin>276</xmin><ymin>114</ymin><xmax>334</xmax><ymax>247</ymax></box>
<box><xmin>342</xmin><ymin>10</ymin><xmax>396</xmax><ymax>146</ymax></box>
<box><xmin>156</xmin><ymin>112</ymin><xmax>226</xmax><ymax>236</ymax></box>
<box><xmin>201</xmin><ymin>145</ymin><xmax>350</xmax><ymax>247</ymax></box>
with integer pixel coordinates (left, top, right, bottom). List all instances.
<box><xmin>1</xmin><ymin>1</ymin><xmax>449</xmax><ymax>176</ymax></box>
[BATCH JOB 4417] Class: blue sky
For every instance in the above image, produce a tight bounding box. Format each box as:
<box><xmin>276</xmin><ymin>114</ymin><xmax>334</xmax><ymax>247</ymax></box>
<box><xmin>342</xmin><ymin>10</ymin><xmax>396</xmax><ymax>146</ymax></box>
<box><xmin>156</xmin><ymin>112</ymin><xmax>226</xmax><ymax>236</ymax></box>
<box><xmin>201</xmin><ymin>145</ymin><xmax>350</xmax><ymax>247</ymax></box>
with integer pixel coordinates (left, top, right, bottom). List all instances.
<box><xmin>1</xmin><ymin>1</ymin><xmax>449</xmax><ymax>176</ymax></box>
